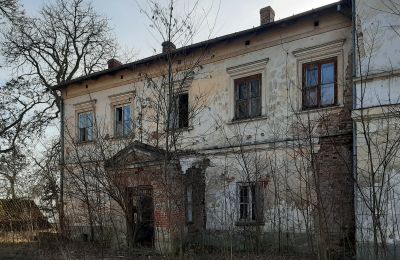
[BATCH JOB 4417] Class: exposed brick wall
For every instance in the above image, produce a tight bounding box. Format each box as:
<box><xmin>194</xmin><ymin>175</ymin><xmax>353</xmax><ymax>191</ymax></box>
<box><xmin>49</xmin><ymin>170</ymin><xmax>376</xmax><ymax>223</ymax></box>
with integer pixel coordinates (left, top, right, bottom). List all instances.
<box><xmin>313</xmin><ymin>53</ymin><xmax>355</xmax><ymax>259</ymax></box>
<box><xmin>122</xmin><ymin>164</ymin><xmax>186</xmax><ymax>248</ymax></box>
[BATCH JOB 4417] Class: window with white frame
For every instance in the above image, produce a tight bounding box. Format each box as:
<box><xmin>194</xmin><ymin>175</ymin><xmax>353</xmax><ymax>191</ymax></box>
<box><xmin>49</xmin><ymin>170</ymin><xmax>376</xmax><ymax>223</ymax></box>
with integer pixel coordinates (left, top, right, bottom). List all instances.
<box><xmin>237</xmin><ymin>182</ymin><xmax>264</xmax><ymax>224</ymax></box>
<box><xmin>78</xmin><ymin>111</ymin><xmax>94</xmax><ymax>142</ymax></box>
<box><xmin>114</xmin><ymin>104</ymin><xmax>132</xmax><ymax>137</ymax></box>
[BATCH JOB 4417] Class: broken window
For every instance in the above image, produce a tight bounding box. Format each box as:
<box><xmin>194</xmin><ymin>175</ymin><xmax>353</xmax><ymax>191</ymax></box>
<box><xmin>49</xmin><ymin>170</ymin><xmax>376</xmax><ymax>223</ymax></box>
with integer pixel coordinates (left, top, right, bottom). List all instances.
<box><xmin>170</xmin><ymin>92</ymin><xmax>189</xmax><ymax>129</ymax></box>
<box><xmin>303</xmin><ymin>58</ymin><xmax>337</xmax><ymax>109</ymax></box>
<box><xmin>234</xmin><ymin>74</ymin><xmax>261</xmax><ymax>120</ymax></box>
<box><xmin>115</xmin><ymin>104</ymin><xmax>132</xmax><ymax>137</ymax></box>
<box><xmin>237</xmin><ymin>182</ymin><xmax>264</xmax><ymax>224</ymax></box>
<box><xmin>78</xmin><ymin>111</ymin><xmax>93</xmax><ymax>142</ymax></box>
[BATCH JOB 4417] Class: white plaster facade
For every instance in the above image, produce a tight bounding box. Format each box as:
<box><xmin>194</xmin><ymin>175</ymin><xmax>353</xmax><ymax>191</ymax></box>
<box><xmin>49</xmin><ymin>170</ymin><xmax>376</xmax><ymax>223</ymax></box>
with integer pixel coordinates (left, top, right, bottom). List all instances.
<box><xmin>353</xmin><ymin>0</ymin><xmax>400</xmax><ymax>258</ymax></box>
<box><xmin>60</xmin><ymin>1</ymin><xmax>355</xmax><ymax>256</ymax></box>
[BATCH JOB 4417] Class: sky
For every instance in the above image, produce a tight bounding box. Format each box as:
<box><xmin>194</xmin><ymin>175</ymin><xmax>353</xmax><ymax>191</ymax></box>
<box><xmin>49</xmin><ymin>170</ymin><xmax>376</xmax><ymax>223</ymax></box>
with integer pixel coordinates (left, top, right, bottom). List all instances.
<box><xmin>0</xmin><ymin>0</ymin><xmax>337</xmax><ymax>84</ymax></box>
<box><xmin>0</xmin><ymin>0</ymin><xmax>338</xmax><ymax>151</ymax></box>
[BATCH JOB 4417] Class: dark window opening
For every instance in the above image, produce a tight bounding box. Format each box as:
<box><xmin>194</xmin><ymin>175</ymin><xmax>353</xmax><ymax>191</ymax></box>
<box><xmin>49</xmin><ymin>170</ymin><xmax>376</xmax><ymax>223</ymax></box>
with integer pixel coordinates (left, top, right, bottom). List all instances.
<box><xmin>170</xmin><ymin>92</ymin><xmax>189</xmax><ymax>129</ymax></box>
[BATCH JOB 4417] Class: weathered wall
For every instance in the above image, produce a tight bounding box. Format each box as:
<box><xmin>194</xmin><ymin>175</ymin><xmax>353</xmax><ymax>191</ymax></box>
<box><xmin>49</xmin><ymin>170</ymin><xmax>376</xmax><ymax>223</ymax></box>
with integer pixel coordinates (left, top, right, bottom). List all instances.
<box><xmin>62</xmin><ymin>5</ymin><xmax>354</xmax><ymax>256</ymax></box>
<box><xmin>354</xmin><ymin>0</ymin><xmax>400</xmax><ymax>258</ymax></box>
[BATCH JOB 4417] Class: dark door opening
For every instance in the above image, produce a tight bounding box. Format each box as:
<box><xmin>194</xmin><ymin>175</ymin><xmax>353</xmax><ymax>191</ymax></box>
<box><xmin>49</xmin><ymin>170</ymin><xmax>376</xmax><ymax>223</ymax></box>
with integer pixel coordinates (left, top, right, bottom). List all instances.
<box><xmin>133</xmin><ymin>189</ymin><xmax>154</xmax><ymax>247</ymax></box>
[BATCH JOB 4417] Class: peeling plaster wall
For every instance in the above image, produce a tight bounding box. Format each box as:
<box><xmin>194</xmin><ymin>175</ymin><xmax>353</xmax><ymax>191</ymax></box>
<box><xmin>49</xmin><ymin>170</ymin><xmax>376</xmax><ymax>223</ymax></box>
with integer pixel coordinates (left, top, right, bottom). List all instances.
<box><xmin>62</xmin><ymin>8</ymin><xmax>354</xmax><ymax>254</ymax></box>
<box><xmin>354</xmin><ymin>0</ymin><xmax>400</xmax><ymax>255</ymax></box>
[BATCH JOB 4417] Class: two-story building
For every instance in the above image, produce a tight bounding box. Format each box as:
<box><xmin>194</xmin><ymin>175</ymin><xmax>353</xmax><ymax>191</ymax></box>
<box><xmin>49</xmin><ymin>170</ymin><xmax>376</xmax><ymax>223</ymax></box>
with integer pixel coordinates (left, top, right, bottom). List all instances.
<box><xmin>56</xmin><ymin>1</ymin><xmax>355</xmax><ymax>258</ymax></box>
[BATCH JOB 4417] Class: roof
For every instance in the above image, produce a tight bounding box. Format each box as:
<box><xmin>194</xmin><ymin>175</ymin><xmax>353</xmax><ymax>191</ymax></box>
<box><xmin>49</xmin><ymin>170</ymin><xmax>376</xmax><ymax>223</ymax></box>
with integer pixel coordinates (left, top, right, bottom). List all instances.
<box><xmin>54</xmin><ymin>0</ymin><xmax>351</xmax><ymax>90</ymax></box>
<box><xmin>0</xmin><ymin>199</ymin><xmax>51</xmax><ymax>230</ymax></box>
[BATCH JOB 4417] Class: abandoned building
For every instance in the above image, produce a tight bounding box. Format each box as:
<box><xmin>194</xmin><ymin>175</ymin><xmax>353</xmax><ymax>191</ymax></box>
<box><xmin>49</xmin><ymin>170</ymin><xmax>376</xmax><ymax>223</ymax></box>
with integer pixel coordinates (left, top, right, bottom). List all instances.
<box><xmin>54</xmin><ymin>0</ymin><xmax>375</xmax><ymax>258</ymax></box>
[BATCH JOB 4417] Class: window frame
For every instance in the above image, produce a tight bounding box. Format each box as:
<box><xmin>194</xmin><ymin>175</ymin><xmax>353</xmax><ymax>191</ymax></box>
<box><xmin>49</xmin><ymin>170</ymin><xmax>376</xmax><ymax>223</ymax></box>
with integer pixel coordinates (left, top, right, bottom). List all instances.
<box><xmin>114</xmin><ymin>103</ymin><xmax>133</xmax><ymax>138</ymax></box>
<box><xmin>77</xmin><ymin>111</ymin><xmax>94</xmax><ymax>143</ymax></box>
<box><xmin>234</xmin><ymin>74</ymin><xmax>262</xmax><ymax>120</ymax></box>
<box><xmin>302</xmin><ymin>58</ymin><xmax>338</xmax><ymax>110</ymax></box>
<box><xmin>236</xmin><ymin>182</ymin><xmax>264</xmax><ymax>225</ymax></box>
<box><xmin>169</xmin><ymin>91</ymin><xmax>189</xmax><ymax>129</ymax></box>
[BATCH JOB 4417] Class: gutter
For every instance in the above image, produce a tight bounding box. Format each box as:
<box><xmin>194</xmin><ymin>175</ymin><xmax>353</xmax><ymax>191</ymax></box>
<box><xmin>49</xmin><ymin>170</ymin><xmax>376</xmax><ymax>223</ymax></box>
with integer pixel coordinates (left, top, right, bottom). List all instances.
<box><xmin>351</xmin><ymin>0</ymin><xmax>358</xmax><ymax>253</ymax></box>
<box><xmin>59</xmin><ymin>97</ymin><xmax>65</xmax><ymax>234</ymax></box>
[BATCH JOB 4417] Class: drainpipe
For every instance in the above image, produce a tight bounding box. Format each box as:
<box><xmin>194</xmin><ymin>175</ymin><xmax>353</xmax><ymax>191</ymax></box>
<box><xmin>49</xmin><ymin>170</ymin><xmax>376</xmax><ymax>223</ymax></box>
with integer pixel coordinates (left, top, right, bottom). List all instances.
<box><xmin>59</xmin><ymin>96</ymin><xmax>65</xmax><ymax>235</ymax></box>
<box><xmin>351</xmin><ymin>0</ymin><xmax>358</xmax><ymax>256</ymax></box>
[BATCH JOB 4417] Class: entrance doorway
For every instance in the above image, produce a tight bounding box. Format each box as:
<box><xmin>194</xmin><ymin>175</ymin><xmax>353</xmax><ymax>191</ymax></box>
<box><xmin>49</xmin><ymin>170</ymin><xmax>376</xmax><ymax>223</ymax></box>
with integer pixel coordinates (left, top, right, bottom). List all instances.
<box><xmin>129</xmin><ymin>186</ymin><xmax>155</xmax><ymax>247</ymax></box>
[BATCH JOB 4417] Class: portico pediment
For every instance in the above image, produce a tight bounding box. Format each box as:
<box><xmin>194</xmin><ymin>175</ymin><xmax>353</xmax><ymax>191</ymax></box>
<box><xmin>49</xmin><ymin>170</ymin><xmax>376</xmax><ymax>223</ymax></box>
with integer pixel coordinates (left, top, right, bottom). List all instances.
<box><xmin>106</xmin><ymin>141</ymin><xmax>167</xmax><ymax>168</ymax></box>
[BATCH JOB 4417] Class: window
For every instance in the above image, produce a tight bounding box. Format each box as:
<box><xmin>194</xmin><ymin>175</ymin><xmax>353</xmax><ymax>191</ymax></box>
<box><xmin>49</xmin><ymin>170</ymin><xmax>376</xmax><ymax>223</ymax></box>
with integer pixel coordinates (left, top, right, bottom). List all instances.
<box><xmin>237</xmin><ymin>182</ymin><xmax>264</xmax><ymax>224</ymax></box>
<box><xmin>115</xmin><ymin>104</ymin><xmax>132</xmax><ymax>137</ymax></box>
<box><xmin>303</xmin><ymin>59</ymin><xmax>337</xmax><ymax>109</ymax></box>
<box><xmin>170</xmin><ymin>92</ymin><xmax>189</xmax><ymax>129</ymax></box>
<box><xmin>235</xmin><ymin>74</ymin><xmax>261</xmax><ymax>119</ymax></box>
<box><xmin>186</xmin><ymin>185</ymin><xmax>193</xmax><ymax>223</ymax></box>
<box><xmin>78</xmin><ymin>111</ymin><xmax>93</xmax><ymax>142</ymax></box>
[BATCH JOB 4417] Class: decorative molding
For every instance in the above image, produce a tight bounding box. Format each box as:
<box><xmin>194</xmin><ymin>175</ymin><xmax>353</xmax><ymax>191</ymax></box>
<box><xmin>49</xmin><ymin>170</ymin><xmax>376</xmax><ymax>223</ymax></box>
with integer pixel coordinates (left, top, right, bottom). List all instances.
<box><xmin>226</xmin><ymin>58</ymin><xmax>269</xmax><ymax>76</ymax></box>
<box><xmin>109</xmin><ymin>91</ymin><xmax>134</xmax><ymax>105</ymax></box>
<box><xmin>292</xmin><ymin>39</ymin><xmax>346</xmax><ymax>58</ymax></box>
<box><xmin>73</xmin><ymin>99</ymin><xmax>96</xmax><ymax>112</ymax></box>
<box><xmin>354</xmin><ymin>69</ymin><xmax>400</xmax><ymax>84</ymax></box>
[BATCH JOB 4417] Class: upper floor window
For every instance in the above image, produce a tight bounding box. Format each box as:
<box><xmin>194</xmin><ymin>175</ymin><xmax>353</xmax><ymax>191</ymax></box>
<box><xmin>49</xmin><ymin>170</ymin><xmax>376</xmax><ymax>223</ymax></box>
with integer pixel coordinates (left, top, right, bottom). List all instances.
<box><xmin>115</xmin><ymin>104</ymin><xmax>132</xmax><ymax>137</ymax></box>
<box><xmin>235</xmin><ymin>74</ymin><xmax>261</xmax><ymax>119</ymax></box>
<box><xmin>170</xmin><ymin>92</ymin><xmax>189</xmax><ymax>129</ymax></box>
<box><xmin>78</xmin><ymin>111</ymin><xmax>94</xmax><ymax>142</ymax></box>
<box><xmin>303</xmin><ymin>59</ymin><xmax>337</xmax><ymax>109</ymax></box>
<box><xmin>237</xmin><ymin>182</ymin><xmax>264</xmax><ymax>224</ymax></box>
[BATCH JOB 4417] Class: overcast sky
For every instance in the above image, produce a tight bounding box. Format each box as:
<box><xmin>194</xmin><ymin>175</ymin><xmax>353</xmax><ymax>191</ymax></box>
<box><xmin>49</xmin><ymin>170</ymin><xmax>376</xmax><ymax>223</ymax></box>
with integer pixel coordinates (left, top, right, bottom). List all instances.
<box><xmin>0</xmin><ymin>0</ymin><xmax>337</xmax><ymax>83</ymax></box>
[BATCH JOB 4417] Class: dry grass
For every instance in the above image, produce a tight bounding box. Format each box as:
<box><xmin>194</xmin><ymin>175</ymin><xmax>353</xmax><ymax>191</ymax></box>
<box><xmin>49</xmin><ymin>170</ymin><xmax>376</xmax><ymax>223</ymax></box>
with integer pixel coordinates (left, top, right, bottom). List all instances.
<box><xmin>0</xmin><ymin>239</ymin><xmax>315</xmax><ymax>260</ymax></box>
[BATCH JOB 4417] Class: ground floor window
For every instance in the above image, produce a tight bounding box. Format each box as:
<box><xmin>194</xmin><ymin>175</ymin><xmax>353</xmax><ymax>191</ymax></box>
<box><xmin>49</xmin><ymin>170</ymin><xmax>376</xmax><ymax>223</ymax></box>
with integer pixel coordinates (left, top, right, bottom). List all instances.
<box><xmin>237</xmin><ymin>182</ymin><xmax>264</xmax><ymax>224</ymax></box>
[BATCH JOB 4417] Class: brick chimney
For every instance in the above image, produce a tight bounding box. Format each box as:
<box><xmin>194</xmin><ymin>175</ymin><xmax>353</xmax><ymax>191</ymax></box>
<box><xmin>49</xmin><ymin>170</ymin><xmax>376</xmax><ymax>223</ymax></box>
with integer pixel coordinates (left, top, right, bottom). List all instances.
<box><xmin>162</xmin><ymin>41</ymin><xmax>176</xmax><ymax>54</ymax></box>
<box><xmin>260</xmin><ymin>6</ymin><xmax>275</xmax><ymax>25</ymax></box>
<box><xmin>107</xmin><ymin>58</ymin><xmax>122</xmax><ymax>69</ymax></box>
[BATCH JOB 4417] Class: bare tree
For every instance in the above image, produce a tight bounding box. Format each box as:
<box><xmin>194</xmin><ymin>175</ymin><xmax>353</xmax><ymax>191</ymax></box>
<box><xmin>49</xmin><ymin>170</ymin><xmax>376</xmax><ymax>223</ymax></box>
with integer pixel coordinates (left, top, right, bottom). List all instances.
<box><xmin>354</xmin><ymin>1</ymin><xmax>400</xmax><ymax>258</ymax></box>
<box><xmin>0</xmin><ymin>147</ymin><xmax>27</xmax><ymax>198</ymax></box>
<box><xmin>1</xmin><ymin>0</ymin><xmax>117</xmax><ymax>109</ymax></box>
<box><xmin>0</xmin><ymin>0</ymin><xmax>22</xmax><ymax>23</ymax></box>
<box><xmin>0</xmin><ymin>77</ymin><xmax>53</xmax><ymax>154</ymax></box>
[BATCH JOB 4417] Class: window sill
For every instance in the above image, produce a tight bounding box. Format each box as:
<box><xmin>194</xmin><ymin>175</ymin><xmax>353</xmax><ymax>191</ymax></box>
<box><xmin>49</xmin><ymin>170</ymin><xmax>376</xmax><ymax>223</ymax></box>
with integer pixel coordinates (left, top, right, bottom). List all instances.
<box><xmin>167</xmin><ymin>126</ymin><xmax>193</xmax><ymax>132</ymax></box>
<box><xmin>75</xmin><ymin>140</ymin><xmax>95</xmax><ymax>146</ymax></box>
<box><xmin>110</xmin><ymin>135</ymin><xmax>135</xmax><ymax>141</ymax></box>
<box><xmin>297</xmin><ymin>104</ymin><xmax>344</xmax><ymax>115</ymax></box>
<box><xmin>235</xmin><ymin>221</ymin><xmax>265</xmax><ymax>227</ymax></box>
<box><xmin>227</xmin><ymin>115</ymin><xmax>268</xmax><ymax>125</ymax></box>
